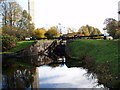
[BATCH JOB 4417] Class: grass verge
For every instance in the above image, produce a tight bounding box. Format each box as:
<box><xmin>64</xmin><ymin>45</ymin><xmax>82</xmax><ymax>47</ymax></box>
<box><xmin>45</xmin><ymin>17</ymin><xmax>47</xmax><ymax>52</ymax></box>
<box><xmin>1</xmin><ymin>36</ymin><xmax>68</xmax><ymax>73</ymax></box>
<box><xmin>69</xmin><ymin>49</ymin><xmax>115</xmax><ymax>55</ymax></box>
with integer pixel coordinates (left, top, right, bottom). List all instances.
<box><xmin>66</xmin><ymin>39</ymin><xmax>119</xmax><ymax>64</ymax></box>
<box><xmin>3</xmin><ymin>41</ymin><xmax>35</xmax><ymax>54</ymax></box>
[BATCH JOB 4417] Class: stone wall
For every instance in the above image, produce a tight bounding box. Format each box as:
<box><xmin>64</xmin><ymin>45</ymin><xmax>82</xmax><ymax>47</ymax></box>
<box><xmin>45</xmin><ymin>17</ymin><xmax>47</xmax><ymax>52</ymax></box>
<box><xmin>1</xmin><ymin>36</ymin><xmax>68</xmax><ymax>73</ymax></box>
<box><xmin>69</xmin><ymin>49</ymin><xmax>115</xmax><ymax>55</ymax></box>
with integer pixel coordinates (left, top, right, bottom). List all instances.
<box><xmin>3</xmin><ymin>41</ymin><xmax>53</xmax><ymax>58</ymax></box>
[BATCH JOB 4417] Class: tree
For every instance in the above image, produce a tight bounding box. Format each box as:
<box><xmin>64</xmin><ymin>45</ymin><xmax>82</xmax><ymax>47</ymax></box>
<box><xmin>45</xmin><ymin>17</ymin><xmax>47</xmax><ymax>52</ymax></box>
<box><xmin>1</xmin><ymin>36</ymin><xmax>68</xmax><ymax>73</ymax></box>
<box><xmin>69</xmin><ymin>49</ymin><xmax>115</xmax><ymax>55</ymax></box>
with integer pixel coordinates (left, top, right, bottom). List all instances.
<box><xmin>17</xmin><ymin>10</ymin><xmax>33</xmax><ymax>31</ymax></box>
<box><xmin>45</xmin><ymin>27</ymin><xmax>60</xmax><ymax>38</ymax></box>
<box><xmin>77</xmin><ymin>29</ymin><xmax>83</xmax><ymax>34</ymax></box>
<box><xmin>2</xmin><ymin>34</ymin><xmax>18</xmax><ymax>51</ymax></box>
<box><xmin>96</xmin><ymin>28</ymin><xmax>102</xmax><ymax>35</ymax></box>
<box><xmin>1</xmin><ymin>1</ymin><xmax>35</xmax><ymax>40</ymax></box>
<box><xmin>1</xmin><ymin>1</ymin><xmax>22</xmax><ymax>34</ymax></box>
<box><xmin>104</xmin><ymin>18</ymin><xmax>120</xmax><ymax>38</ymax></box>
<box><xmin>77</xmin><ymin>25</ymin><xmax>102</xmax><ymax>36</ymax></box>
<box><xmin>115</xmin><ymin>29</ymin><xmax>120</xmax><ymax>38</ymax></box>
<box><xmin>67</xmin><ymin>28</ymin><xmax>76</xmax><ymax>33</ymax></box>
<box><xmin>17</xmin><ymin>10</ymin><xmax>35</xmax><ymax>39</ymax></box>
<box><xmin>34</xmin><ymin>28</ymin><xmax>46</xmax><ymax>38</ymax></box>
<box><xmin>83</xmin><ymin>26</ymin><xmax>90</xmax><ymax>36</ymax></box>
<box><xmin>0</xmin><ymin>28</ymin><xmax>2</xmax><ymax>35</ymax></box>
<box><xmin>90</xmin><ymin>28</ymin><xmax>98</xmax><ymax>35</ymax></box>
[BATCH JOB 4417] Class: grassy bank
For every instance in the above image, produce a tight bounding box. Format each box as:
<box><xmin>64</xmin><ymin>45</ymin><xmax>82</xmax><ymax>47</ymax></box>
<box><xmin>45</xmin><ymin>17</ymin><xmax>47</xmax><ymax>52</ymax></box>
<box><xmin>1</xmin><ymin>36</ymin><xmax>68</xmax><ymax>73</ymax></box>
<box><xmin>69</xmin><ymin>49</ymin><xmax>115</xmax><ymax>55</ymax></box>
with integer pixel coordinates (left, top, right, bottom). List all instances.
<box><xmin>66</xmin><ymin>39</ymin><xmax>120</xmax><ymax>88</ymax></box>
<box><xmin>66</xmin><ymin>39</ymin><xmax>119</xmax><ymax>71</ymax></box>
<box><xmin>67</xmin><ymin>39</ymin><xmax>119</xmax><ymax>64</ymax></box>
<box><xmin>3</xmin><ymin>41</ymin><xmax>34</xmax><ymax>54</ymax></box>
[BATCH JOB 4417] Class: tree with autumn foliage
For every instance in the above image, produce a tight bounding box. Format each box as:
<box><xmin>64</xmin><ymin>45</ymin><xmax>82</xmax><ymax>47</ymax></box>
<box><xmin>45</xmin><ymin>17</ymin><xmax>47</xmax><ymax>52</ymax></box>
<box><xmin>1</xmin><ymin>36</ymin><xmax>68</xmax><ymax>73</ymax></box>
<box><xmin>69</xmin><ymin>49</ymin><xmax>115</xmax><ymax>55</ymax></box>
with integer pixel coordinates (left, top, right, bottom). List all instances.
<box><xmin>45</xmin><ymin>27</ymin><xmax>60</xmax><ymax>38</ymax></box>
<box><xmin>77</xmin><ymin>25</ymin><xmax>102</xmax><ymax>36</ymax></box>
<box><xmin>33</xmin><ymin>28</ymin><xmax>47</xmax><ymax>38</ymax></box>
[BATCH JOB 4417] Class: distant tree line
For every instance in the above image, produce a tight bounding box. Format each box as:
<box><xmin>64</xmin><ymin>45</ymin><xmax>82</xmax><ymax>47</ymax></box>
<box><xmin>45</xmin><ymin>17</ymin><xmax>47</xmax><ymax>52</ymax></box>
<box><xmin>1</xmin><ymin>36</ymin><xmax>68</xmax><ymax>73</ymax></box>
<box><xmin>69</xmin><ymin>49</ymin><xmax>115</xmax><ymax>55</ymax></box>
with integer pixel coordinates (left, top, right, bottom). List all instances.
<box><xmin>33</xmin><ymin>25</ymin><xmax>102</xmax><ymax>39</ymax></box>
<box><xmin>33</xmin><ymin>27</ymin><xmax>60</xmax><ymax>38</ymax></box>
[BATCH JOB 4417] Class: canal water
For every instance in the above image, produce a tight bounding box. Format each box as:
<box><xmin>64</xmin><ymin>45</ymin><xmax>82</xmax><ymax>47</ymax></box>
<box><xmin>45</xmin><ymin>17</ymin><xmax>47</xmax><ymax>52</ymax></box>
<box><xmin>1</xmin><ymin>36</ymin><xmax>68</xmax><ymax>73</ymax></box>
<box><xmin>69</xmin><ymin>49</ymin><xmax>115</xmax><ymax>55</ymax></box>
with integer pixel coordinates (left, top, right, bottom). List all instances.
<box><xmin>2</xmin><ymin>55</ymin><xmax>107</xmax><ymax>89</ymax></box>
<box><xmin>39</xmin><ymin>64</ymin><xmax>104</xmax><ymax>88</ymax></box>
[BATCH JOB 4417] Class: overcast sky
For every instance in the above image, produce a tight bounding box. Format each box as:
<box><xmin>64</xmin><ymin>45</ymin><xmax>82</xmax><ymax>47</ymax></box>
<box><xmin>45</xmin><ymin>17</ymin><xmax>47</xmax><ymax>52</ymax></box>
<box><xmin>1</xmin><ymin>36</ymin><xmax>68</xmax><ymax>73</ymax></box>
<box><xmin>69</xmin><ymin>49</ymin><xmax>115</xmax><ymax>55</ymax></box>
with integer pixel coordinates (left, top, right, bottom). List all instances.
<box><xmin>17</xmin><ymin>0</ymin><xmax>119</xmax><ymax>33</ymax></box>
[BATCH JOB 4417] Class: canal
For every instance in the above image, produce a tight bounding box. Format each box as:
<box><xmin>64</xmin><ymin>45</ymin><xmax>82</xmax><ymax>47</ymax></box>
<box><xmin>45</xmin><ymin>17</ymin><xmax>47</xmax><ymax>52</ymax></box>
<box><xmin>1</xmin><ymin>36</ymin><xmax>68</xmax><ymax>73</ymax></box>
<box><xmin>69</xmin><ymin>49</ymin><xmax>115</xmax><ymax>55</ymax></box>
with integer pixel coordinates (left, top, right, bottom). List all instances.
<box><xmin>2</xmin><ymin>54</ymin><xmax>108</xmax><ymax>89</ymax></box>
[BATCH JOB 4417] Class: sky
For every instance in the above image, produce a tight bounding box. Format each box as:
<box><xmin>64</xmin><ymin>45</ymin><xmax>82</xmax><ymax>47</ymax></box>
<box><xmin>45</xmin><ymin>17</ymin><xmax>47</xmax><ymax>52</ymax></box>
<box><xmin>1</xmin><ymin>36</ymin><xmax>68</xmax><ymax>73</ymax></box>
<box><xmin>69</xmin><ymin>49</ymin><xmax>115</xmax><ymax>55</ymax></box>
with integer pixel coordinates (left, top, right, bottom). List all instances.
<box><xmin>17</xmin><ymin>0</ymin><xmax>120</xmax><ymax>34</ymax></box>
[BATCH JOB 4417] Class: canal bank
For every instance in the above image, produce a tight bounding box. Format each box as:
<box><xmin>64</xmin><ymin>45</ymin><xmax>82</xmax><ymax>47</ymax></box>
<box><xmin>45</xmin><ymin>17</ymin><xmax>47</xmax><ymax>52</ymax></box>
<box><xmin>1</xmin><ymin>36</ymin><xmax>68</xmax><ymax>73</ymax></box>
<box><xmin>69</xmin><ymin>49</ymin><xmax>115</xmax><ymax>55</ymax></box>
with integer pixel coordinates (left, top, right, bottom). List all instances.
<box><xmin>2</xmin><ymin>40</ymin><xmax>66</xmax><ymax>58</ymax></box>
<box><xmin>2</xmin><ymin>40</ymin><xmax>56</xmax><ymax>58</ymax></box>
<box><xmin>2</xmin><ymin>39</ymin><xmax>120</xmax><ymax>89</ymax></box>
<box><xmin>2</xmin><ymin>55</ymin><xmax>105</xmax><ymax>89</ymax></box>
<box><xmin>65</xmin><ymin>39</ymin><xmax>120</xmax><ymax>88</ymax></box>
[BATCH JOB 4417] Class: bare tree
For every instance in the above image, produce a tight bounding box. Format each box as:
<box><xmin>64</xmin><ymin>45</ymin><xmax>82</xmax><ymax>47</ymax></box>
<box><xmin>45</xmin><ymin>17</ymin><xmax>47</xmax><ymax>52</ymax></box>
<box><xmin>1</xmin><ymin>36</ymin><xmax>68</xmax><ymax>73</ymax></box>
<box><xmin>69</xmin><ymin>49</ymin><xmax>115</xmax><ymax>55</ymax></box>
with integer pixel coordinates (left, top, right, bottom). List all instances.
<box><xmin>1</xmin><ymin>1</ymin><xmax>22</xmax><ymax>34</ymax></box>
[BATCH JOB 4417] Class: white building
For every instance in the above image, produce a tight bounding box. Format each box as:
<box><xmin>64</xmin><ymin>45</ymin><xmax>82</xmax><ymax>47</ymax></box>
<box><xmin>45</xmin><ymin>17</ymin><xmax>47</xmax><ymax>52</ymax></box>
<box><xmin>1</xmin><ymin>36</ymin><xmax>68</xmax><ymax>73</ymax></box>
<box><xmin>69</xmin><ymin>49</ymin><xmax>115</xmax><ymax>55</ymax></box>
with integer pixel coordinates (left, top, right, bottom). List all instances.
<box><xmin>118</xmin><ymin>1</ymin><xmax>120</xmax><ymax>21</ymax></box>
<box><xmin>28</xmin><ymin>0</ymin><xmax>35</xmax><ymax>23</ymax></box>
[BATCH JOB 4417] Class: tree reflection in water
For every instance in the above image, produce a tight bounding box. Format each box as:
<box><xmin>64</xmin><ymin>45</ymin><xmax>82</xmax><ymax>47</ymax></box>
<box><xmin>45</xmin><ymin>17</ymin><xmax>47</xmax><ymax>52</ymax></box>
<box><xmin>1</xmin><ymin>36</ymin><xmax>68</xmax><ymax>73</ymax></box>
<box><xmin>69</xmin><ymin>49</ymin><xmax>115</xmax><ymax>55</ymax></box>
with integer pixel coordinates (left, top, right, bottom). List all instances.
<box><xmin>66</xmin><ymin>56</ymin><xmax>120</xmax><ymax>89</ymax></box>
<box><xmin>2</xmin><ymin>54</ymin><xmax>120</xmax><ymax>89</ymax></box>
<box><xmin>2</xmin><ymin>63</ymin><xmax>36</xmax><ymax>88</ymax></box>
<box><xmin>2</xmin><ymin>55</ymin><xmax>55</xmax><ymax>89</ymax></box>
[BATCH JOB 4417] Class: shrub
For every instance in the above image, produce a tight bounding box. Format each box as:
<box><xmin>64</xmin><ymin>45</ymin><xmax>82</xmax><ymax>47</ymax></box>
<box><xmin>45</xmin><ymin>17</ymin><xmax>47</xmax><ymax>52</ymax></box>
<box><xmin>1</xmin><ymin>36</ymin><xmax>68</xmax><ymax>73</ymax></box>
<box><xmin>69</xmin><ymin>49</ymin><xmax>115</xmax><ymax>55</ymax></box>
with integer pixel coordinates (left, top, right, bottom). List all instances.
<box><xmin>2</xmin><ymin>35</ymin><xmax>18</xmax><ymax>51</ymax></box>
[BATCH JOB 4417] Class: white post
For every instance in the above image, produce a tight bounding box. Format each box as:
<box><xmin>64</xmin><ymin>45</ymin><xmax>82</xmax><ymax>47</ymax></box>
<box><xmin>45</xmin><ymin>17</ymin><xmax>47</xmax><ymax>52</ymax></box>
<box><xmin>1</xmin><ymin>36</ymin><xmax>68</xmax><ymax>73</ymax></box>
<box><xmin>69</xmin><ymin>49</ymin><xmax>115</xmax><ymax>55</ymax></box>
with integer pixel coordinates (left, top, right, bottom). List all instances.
<box><xmin>118</xmin><ymin>1</ymin><xmax>120</xmax><ymax>21</ymax></box>
<box><xmin>28</xmin><ymin>0</ymin><xmax>34</xmax><ymax>23</ymax></box>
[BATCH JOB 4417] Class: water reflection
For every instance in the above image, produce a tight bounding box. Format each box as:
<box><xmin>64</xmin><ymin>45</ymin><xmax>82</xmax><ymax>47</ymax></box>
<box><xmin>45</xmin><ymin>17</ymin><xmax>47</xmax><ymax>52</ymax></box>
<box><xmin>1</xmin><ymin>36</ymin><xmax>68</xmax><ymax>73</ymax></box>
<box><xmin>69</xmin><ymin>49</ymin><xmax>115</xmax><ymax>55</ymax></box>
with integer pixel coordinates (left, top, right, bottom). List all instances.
<box><xmin>2</xmin><ymin>63</ymin><xmax>36</xmax><ymax>88</ymax></box>
<box><xmin>2</xmin><ymin>55</ymin><xmax>116</xmax><ymax>89</ymax></box>
<box><xmin>39</xmin><ymin>64</ymin><xmax>104</xmax><ymax>88</ymax></box>
<box><xmin>2</xmin><ymin>55</ymin><xmax>53</xmax><ymax>88</ymax></box>
<box><xmin>3</xmin><ymin>55</ymin><xmax>54</xmax><ymax>67</ymax></box>
<box><xmin>66</xmin><ymin>57</ymin><xmax>120</xmax><ymax>89</ymax></box>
